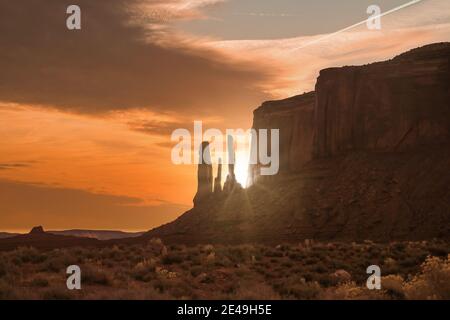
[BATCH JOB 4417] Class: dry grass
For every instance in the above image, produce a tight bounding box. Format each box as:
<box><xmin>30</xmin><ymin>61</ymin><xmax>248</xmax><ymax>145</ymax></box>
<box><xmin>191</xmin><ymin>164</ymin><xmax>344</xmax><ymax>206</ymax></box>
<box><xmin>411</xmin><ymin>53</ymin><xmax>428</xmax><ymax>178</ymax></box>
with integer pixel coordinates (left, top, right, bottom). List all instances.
<box><xmin>0</xmin><ymin>239</ymin><xmax>448</xmax><ymax>300</ymax></box>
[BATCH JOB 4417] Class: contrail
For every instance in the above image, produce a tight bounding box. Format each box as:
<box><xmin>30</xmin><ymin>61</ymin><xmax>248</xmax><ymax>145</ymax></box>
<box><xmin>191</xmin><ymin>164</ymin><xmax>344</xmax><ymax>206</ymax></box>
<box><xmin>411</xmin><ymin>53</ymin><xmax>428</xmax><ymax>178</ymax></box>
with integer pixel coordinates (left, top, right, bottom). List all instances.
<box><xmin>290</xmin><ymin>0</ymin><xmax>423</xmax><ymax>52</ymax></box>
<box><xmin>233</xmin><ymin>13</ymin><xmax>301</xmax><ymax>17</ymax></box>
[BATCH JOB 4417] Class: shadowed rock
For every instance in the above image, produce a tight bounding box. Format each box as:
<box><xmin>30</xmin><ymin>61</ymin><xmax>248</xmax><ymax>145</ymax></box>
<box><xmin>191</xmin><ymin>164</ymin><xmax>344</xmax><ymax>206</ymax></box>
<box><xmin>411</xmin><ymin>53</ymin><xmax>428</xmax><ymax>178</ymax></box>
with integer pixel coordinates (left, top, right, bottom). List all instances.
<box><xmin>29</xmin><ymin>226</ymin><xmax>45</xmax><ymax>234</ymax></box>
<box><xmin>214</xmin><ymin>158</ymin><xmax>223</xmax><ymax>193</ymax></box>
<box><xmin>223</xmin><ymin>135</ymin><xmax>242</xmax><ymax>193</ymax></box>
<box><xmin>193</xmin><ymin>141</ymin><xmax>213</xmax><ymax>206</ymax></box>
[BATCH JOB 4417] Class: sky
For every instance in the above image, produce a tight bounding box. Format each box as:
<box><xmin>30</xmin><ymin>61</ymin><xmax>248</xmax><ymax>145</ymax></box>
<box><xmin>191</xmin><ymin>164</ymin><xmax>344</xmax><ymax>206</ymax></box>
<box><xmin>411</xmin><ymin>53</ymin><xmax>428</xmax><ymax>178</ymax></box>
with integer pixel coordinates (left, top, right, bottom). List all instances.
<box><xmin>0</xmin><ymin>0</ymin><xmax>449</xmax><ymax>232</ymax></box>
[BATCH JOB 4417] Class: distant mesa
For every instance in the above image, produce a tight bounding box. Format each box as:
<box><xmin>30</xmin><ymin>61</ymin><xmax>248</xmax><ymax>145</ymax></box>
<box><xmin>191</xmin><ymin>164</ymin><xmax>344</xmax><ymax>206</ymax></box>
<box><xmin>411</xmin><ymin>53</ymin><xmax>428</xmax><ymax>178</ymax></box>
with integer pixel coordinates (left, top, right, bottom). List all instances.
<box><xmin>0</xmin><ymin>227</ymin><xmax>145</xmax><ymax>251</ymax></box>
<box><xmin>29</xmin><ymin>226</ymin><xmax>45</xmax><ymax>234</ymax></box>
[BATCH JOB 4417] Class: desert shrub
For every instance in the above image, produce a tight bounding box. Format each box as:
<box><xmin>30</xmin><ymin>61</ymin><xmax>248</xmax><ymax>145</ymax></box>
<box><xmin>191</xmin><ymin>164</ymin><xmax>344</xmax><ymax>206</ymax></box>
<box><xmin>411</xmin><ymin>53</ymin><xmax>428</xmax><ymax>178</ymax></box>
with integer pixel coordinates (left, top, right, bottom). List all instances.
<box><xmin>72</xmin><ymin>247</ymin><xmax>86</xmax><ymax>257</ymax></box>
<box><xmin>301</xmin><ymin>272</ymin><xmax>314</xmax><ymax>282</ymax></box>
<box><xmin>0</xmin><ymin>259</ymin><xmax>7</xmax><ymax>278</ymax></box>
<box><xmin>274</xmin><ymin>277</ymin><xmax>321</xmax><ymax>300</ymax></box>
<box><xmin>223</xmin><ymin>247</ymin><xmax>247</xmax><ymax>262</ymax></box>
<box><xmin>265</xmin><ymin>249</ymin><xmax>284</xmax><ymax>258</ymax></box>
<box><xmin>392</xmin><ymin>242</ymin><xmax>406</xmax><ymax>252</ymax></box>
<box><xmin>190</xmin><ymin>265</ymin><xmax>204</xmax><ymax>277</ymax></box>
<box><xmin>403</xmin><ymin>255</ymin><xmax>450</xmax><ymax>300</ymax></box>
<box><xmin>204</xmin><ymin>252</ymin><xmax>216</xmax><ymax>265</ymax></box>
<box><xmin>41</xmin><ymin>287</ymin><xmax>73</xmax><ymax>300</ymax></box>
<box><xmin>81</xmin><ymin>249</ymin><xmax>95</xmax><ymax>260</ymax></box>
<box><xmin>40</xmin><ymin>252</ymin><xmax>78</xmax><ymax>273</ymax></box>
<box><xmin>151</xmin><ymin>277</ymin><xmax>175</xmax><ymax>294</ymax></box>
<box><xmin>100</xmin><ymin>245</ymin><xmax>123</xmax><ymax>260</ymax></box>
<box><xmin>381</xmin><ymin>275</ymin><xmax>404</xmax><ymax>298</ymax></box>
<box><xmin>82</xmin><ymin>265</ymin><xmax>113</xmax><ymax>286</ymax></box>
<box><xmin>41</xmin><ymin>258</ymin><xmax>65</xmax><ymax>273</ymax></box>
<box><xmin>382</xmin><ymin>257</ymin><xmax>400</xmax><ymax>275</ymax></box>
<box><xmin>314</xmin><ymin>274</ymin><xmax>333</xmax><ymax>287</ymax></box>
<box><xmin>149</xmin><ymin>238</ymin><xmax>163</xmax><ymax>247</ymax></box>
<box><xmin>161</xmin><ymin>252</ymin><xmax>183</xmax><ymax>265</ymax></box>
<box><xmin>0</xmin><ymin>280</ymin><xmax>16</xmax><ymax>299</ymax></box>
<box><xmin>281</xmin><ymin>261</ymin><xmax>293</xmax><ymax>268</ymax></box>
<box><xmin>330</xmin><ymin>260</ymin><xmax>348</xmax><ymax>270</ymax></box>
<box><xmin>132</xmin><ymin>259</ymin><xmax>156</xmax><ymax>282</ymax></box>
<box><xmin>310</xmin><ymin>262</ymin><xmax>328</xmax><ymax>274</ymax></box>
<box><xmin>288</xmin><ymin>252</ymin><xmax>305</xmax><ymax>261</ymax></box>
<box><xmin>233</xmin><ymin>282</ymin><xmax>280</xmax><ymax>300</ymax></box>
<box><xmin>200</xmin><ymin>244</ymin><xmax>214</xmax><ymax>253</ymax></box>
<box><xmin>320</xmin><ymin>282</ymin><xmax>387</xmax><ymax>300</ymax></box>
<box><xmin>167</xmin><ymin>279</ymin><xmax>195</xmax><ymax>299</ymax></box>
<box><xmin>304</xmin><ymin>257</ymin><xmax>318</xmax><ymax>265</ymax></box>
<box><xmin>291</xmin><ymin>265</ymin><xmax>306</xmax><ymax>274</ymax></box>
<box><xmin>399</xmin><ymin>256</ymin><xmax>419</xmax><ymax>268</ymax></box>
<box><xmin>213</xmin><ymin>255</ymin><xmax>233</xmax><ymax>268</ymax></box>
<box><xmin>14</xmin><ymin>246</ymin><xmax>46</xmax><ymax>264</ymax></box>
<box><xmin>29</xmin><ymin>277</ymin><xmax>50</xmax><ymax>288</ymax></box>
<box><xmin>428</xmin><ymin>244</ymin><xmax>449</xmax><ymax>257</ymax></box>
<box><xmin>199</xmin><ymin>273</ymin><xmax>214</xmax><ymax>284</ymax></box>
<box><xmin>83</xmin><ymin>286</ymin><xmax>171</xmax><ymax>300</ymax></box>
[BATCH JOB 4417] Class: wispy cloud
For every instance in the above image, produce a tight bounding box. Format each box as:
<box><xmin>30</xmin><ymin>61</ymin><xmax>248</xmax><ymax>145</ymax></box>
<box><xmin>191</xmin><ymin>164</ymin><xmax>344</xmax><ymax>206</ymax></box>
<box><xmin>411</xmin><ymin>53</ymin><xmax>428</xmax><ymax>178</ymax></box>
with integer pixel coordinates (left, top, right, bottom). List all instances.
<box><xmin>290</xmin><ymin>0</ymin><xmax>424</xmax><ymax>51</ymax></box>
<box><xmin>0</xmin><ymin>178</ymin><xmax>189</xmax><ymax>231</ymax></box>
<box><xmin>0</xmin><ymin>0</ymin><xmax>268</xmax><ymax>118</ymax></box>
<box><xmin>208</xmin><ymin>0</ymin><xmax>450</xmax><ymax>97</ymax></box>
<box><xmin>0</xmin><ymin>162</ymin><xmax>35</xmax><ymax>170</ymax></box>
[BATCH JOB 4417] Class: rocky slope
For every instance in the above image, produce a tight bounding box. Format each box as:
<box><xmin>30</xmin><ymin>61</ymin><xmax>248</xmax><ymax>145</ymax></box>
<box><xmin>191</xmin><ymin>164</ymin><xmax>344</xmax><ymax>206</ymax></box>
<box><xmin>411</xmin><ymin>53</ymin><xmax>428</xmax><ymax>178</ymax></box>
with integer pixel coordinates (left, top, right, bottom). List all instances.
<box><xmin>144</xmin><ymin>43</ymin><xmax>450</xmax><ymax>244</ymax></box>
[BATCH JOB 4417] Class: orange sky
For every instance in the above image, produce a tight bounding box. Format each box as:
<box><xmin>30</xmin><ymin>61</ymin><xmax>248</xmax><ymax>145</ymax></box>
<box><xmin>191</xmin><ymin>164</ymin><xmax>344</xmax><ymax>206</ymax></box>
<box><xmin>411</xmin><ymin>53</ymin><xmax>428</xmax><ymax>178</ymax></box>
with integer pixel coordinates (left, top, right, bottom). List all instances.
<box><xmin>1</xmin><ymin>0</ymin><xmax>449</xmax><ymax>232</ymax></box>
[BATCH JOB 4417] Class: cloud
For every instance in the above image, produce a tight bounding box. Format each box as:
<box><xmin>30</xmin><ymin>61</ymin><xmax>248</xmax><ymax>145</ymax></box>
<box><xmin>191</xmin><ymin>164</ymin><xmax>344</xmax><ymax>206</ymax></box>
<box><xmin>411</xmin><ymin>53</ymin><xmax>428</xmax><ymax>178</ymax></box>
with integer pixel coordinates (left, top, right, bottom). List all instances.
<box><xmin>208</xmin><ymin>0</ymin><xmax>450</xmax><ymax>98</ymax></box>
<box><xmin>0</xmin><ymin>162</ymin><xmax>35</xmax><ymax>170</ymax></box>
<box><xmin>0</xmin><ymin>179</ymin><xmax>189</xmax><ymax>231</ymax></box>
<box><xmin>128</xmin><ymin>119</ymin><xmax>190</xmax><ymax>136</ymax></box>
<box><xmin>0</xmin><ymin>0</ymin><xmax>269</xmax><ymax>117</ymax></box>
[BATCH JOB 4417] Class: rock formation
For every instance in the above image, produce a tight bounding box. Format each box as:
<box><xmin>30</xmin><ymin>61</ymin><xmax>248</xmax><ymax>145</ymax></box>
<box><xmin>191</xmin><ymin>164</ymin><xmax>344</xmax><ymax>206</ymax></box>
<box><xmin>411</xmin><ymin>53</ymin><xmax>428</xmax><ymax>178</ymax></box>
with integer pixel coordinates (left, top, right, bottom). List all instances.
<box><xmin>29</xmin><ymin>226</ymin><xmax>45</xmax><ymax>234</ymax></box>
<box><xmin>214</xmin><ymin>158</ymin><xmax>223</xmax><ymax>193</ymax></box>
<box><xmin>223</xmin><ymin>135</ymin><xmax>242</xmax><ymax>192</ymax></box>
<box><xmin>313</xmin><ymin>43</ymin><xmax>450</xmax><ymax>158</ymax></box>
<box><xmin>193</xmin><ymin>141</ymin><xmax>213</xmax><ymax>205</ymax></box>
<box><xmin>146</xmin><ymin>43</ymin><xmax>450</xmax><ymax>244</ymax></box>
<box><xmin>249</xmin><ymin>42</ymin><xmax>450</xmax><ymax>182</ymax></box>
<box><xmin>249</xmin><ymin>92</ymin><xmax>315</xmax><ymax>184</ymax></box>
<box><xmin>194</xmin><ymin>136</ymin><xmax>243</xmax><ymax>204</ymax></box>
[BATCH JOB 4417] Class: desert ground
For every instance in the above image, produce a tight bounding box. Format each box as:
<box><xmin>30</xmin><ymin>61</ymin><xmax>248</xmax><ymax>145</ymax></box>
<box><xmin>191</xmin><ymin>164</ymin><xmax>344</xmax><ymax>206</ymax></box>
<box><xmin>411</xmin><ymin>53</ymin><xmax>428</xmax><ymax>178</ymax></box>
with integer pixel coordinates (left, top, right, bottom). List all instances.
<box><xmin>0</xmin><ymin>239</ymin><xmax>449</xmax><ymax>300</ymax></box>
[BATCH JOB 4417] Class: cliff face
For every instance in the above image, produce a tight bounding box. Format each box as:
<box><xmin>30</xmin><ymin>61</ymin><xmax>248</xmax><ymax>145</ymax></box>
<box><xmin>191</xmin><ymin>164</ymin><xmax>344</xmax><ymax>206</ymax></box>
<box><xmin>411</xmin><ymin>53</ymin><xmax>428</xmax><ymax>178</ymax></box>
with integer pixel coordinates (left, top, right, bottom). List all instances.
<box><xmin>146</xmin><ymin>43</ymin><xmax>450</xmax><ymax>244</ymax></box>
<box><xmin>250</xmin><ymin>92</ymin><xmax>315</xmax><ymax>182</ymax></box>
<box><xmin>250</xmin><ymin>43</ymin><xmax>450</xmax><ymax>182</ymax></box>
<box><xmin>314</xmin><ymin>44</ymin><xmax>450</xmax><ymax>158</ymax></box>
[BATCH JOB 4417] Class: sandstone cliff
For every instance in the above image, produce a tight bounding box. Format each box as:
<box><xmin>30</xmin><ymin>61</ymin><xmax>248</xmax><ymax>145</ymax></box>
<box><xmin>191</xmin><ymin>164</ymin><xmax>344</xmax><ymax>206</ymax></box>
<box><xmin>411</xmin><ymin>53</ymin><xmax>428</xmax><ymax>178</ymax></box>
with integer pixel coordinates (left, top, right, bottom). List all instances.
<box><xmin>314</xmin><ymin>43</ymin><xmax>450</xmax><ymax>158</ymax></box>
<box><xmin>249</xmin><ymin>92</ymin><xmax>315</xmax><ymax>183</ymax></box>
<box><xmin>250</xmin><ymin>42</ymin><xmax>450</xmax><ymax>182</ymax></box>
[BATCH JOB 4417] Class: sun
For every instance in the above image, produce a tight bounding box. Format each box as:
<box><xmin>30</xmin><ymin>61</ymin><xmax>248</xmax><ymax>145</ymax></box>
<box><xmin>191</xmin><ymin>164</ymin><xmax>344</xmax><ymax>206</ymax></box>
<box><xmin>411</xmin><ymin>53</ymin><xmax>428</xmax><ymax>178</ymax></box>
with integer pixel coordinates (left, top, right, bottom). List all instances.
<box><xmin>234</xmin><ymin>152</ymin><xmax>249</xmax><ymax>188</ymax></box>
